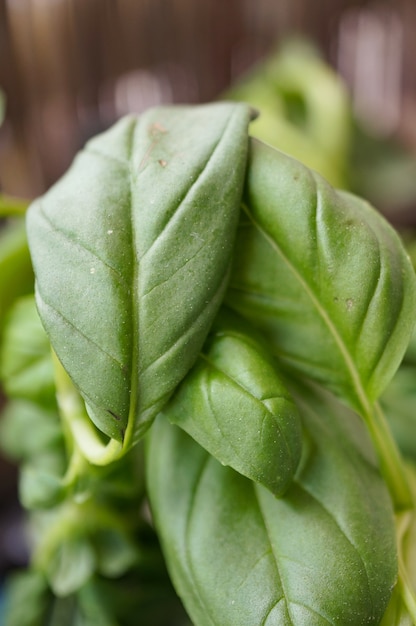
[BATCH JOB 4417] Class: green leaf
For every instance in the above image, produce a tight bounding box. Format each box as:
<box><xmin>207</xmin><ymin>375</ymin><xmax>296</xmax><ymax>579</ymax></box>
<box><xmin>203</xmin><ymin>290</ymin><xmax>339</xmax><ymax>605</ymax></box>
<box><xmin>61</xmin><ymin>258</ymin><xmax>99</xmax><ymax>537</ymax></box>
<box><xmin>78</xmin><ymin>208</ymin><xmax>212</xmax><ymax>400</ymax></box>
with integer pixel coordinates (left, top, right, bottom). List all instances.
<box><xmin>93</xmin><ymin>528</ymin><xmax>138</xmax><ymax>578</ymax></box>
<box><xmin>3</xmin><ymin>570</ymin><xmax>51</xmax><ymax>626</ymax></box>
<box><xmin>0</xmin><ymin>399</ymin><xmax>63</xmax><ymax>461</ymax></box>
<box><xmin>164</xmin><ymin>308</ymin><xmax>302</xmax><ymax>495</ymax></box>
<box><xmin>44</xmin><ymin>535</ymin><xmax>96</xmax><ymax>597</ymax></box>
<box><xmin>226</xmin><ymin>40</ymin><xmax>350</xmax><ymax>188</ymax></box>
<box><xmin>147</xmin><ymin>384</ymin><xmax>397</xmax><ymax>626</ymax></box>
<box><xmin>0</xmin><ymin>295</ymin><xmax>56</xmax><ymax>407</ymax></box>
<box><xmin>20</xmin><ymin>462</ymin><xmax>66</xmax><ymax>509</ymax></box>
<box><xmin>382</xmin><ymin>366</ymin><xmax>416</xmax><ymax>461</ymax></box>
<box><xmin>227</xmin><ymin>139</ymin><xmax>416</xmax><ymax>416</ymax></box>
<box><xmin>27</xmin><ymin>103</ymin><xmax>252</xmax><ymax>453</ymax></box>
<box><xmin>0</xmin><ymin>218</ymin><xmax>34</xmax><ymax>333</ymax></box>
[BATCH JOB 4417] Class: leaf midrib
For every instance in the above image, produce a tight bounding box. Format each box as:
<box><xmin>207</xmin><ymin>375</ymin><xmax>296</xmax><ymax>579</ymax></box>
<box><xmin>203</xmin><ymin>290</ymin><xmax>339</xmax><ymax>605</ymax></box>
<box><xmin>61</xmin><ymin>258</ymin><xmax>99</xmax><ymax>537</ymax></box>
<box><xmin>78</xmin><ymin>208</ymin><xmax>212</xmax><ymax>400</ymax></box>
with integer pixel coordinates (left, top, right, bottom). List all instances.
<box><xmin>241</xmin><ymin>202</ymin><xmax>371</xmax><ymax>418</ymax></box>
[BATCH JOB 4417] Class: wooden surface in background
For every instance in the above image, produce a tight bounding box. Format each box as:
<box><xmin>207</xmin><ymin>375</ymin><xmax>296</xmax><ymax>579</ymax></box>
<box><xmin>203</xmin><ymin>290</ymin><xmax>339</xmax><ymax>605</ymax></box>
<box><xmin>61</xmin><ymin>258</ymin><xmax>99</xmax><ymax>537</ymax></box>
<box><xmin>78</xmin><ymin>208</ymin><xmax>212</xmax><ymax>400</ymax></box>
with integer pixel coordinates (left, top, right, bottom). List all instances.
<box><xmin>0</xmin><ymin>0</ymin><xmax>415</xmax><ymax>196</ymax></box>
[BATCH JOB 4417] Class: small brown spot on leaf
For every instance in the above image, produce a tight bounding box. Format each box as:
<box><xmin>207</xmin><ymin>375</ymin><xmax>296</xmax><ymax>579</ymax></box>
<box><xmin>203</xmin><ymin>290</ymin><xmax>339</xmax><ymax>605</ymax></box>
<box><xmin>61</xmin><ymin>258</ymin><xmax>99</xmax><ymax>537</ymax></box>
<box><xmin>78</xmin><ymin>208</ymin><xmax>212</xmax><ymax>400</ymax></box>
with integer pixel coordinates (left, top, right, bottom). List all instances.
<box><xmin>150</xmin><ymin>122</ymin><xmax>167</xmax><ymax>136</ymax></box>
<box><xmin>107</xmin><ymin>409</ymin><xmax>121</xmax><ymax>421</ymax></box>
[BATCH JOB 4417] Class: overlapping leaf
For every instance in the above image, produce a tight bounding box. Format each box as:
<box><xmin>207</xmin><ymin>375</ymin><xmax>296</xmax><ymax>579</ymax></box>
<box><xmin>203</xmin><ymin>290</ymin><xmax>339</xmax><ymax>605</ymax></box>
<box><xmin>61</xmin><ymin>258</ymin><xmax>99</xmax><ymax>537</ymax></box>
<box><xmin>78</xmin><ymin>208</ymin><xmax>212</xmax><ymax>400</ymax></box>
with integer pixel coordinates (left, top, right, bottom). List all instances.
<box><xmin>226</xmin><ymin>139</ymin><xmax>416</xmax><ymax>415</ymax></box>
<box><xmin>147</xmin><ymin>383</ymin><xmax>397</xmax><ymax>626</ymax></box>
<box><xmin>164</xmin><ymin>308</ymin><xmax>301</xmax><ymax>495</ymax></box>
<box><xmin>27</xmin><ymin>103</ymin><xmax>252</xmax><ymax>446</ymax></box>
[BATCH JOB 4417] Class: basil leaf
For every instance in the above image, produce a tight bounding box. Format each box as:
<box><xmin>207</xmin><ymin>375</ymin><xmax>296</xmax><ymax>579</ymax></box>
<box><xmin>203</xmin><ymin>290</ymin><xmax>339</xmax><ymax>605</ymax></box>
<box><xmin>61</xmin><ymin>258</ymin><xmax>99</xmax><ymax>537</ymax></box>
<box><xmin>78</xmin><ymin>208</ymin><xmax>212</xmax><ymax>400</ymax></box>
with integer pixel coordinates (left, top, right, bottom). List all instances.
<box><xmin>93</xmin><ymin>528</ymin><xmax>138</xmax><ymax>578</ymax></box>
<box><xmin>20</xmin><ymin>462</ymin><xmax>66</xmax><ymax>509</ymax></box>
<box><xmin>3</xmin><ymin>570</ymin><xmax>51</xmax><ymax>626</ymax></box>
<box><xmin>147</xmin><ymin>384</ymin><xmax>396</xmax><ymax>626</ymax></box>
<box><xmin>0</xmin><ymin>218</ymin><xmax>33</xmax><ymax>333</ymax></box>
<box><xmin>227</xmin><ymin>139</ymin><xmax>416</xmax><ymax>415</ymax></box>
<box><xmin>164</xmin><ymin>308</ymin><xmax>301</xmax><ymax>495</ymax></box>
<box><xmin>0</xmin><ymin>400</ymin><xmax>63</xmax><ymax>461</ymax></box>
<box><xmin>0</xmin><ymin>295</ymin><xmax>56</xmax><ymax>408</ymax></box>
<box><xmin>44</xmin><ymin>536</ymin><xmax>96</xmax><ymax>597</ymax></box>
<box><xmin>27</xmin><ymin>103</ymin><xmax>252</xmax><ymax>447</ymax></box>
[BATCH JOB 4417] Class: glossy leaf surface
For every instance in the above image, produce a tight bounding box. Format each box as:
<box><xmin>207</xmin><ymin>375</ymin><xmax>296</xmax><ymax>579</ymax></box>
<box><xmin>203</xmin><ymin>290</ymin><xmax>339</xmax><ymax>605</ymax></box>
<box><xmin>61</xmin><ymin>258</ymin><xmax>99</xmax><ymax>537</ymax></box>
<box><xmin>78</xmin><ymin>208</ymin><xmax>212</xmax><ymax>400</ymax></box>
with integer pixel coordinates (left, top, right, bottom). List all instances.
<box><xmin>147</xmin><ymin>384</ymin><xmax>396</xmax><ymax>626</ymax></box>
<box><xmin>227</xmin><ymin>139</ymin><xmax>416</xmax><ymax>414</ymax></box>
<box><xmin>164</xmin><ymin>308</ymin><xmax>301</xmax><ymax>495</ymax></box>
<box><xmin>27</xmin><ymin>103</ymin><xmax>252</xmax><ymax>445</ymax></box>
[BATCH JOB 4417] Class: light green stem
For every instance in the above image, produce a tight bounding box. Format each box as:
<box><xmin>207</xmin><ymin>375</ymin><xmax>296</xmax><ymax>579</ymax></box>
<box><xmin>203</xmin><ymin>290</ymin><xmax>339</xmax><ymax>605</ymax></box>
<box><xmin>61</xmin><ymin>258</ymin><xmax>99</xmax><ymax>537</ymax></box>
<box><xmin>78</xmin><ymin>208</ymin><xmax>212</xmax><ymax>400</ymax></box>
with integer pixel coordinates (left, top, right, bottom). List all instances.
<box><xmin>363</xmin><ymin>401</ymin><xmax>412</xmax><ymax>511</ymax></box>
<box><xmin>396</xmin><ymin>511</ymin><xmax>416</xmax><ymax>622</ymax></box>
<box><xmin>364</xmin><ymin>404</ymin><xmax>416</xmax><ymax>619</ymax></box>
<box><xmin>53</xmin><ymin>352</ymin><xmax>125</xmax><ymax>467</ymax></box>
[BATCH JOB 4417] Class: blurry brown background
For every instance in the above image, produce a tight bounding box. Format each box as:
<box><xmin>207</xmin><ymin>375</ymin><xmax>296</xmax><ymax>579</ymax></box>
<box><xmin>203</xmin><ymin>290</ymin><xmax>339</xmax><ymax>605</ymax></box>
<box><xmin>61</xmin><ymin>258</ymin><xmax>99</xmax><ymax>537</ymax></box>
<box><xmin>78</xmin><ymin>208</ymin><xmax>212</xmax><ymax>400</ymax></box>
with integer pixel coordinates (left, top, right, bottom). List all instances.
<box><xmin>0</xmin><ymin>0</ymin><xmax>416</xmax><ymax>199</ymax></box>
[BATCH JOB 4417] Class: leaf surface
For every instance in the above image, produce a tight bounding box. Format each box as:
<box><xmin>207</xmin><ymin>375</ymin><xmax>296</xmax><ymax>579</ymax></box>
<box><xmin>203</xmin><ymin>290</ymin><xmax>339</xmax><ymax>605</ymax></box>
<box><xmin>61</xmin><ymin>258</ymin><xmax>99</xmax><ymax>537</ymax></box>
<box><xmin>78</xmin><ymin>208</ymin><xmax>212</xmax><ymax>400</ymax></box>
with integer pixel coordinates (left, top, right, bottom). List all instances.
<box><xmin>226</xmin><ymin>139</ymin><xmax>416</xmax><ymax>414</ymax></box>
<box><xmin>164</xmin><ymin>308</ymin><xmax>301</xmax><ymax>495</ymax></box>
<box><xmin>147</xmin><ymin>384</ymin><xmax>397</xmax><ymax>626</ymax></box>
<box><xmin>27</xmin><ymin>103</ymin><xmax>252</xmax><ymax>446</ymax></box>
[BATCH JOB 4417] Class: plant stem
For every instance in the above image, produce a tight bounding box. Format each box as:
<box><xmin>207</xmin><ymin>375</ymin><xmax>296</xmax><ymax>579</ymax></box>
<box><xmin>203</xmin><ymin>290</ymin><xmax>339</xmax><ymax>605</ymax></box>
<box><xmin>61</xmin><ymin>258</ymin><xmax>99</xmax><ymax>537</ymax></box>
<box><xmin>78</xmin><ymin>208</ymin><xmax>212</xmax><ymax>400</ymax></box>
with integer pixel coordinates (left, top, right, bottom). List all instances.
<box><xmin>53</xmin><ymin>351</ymin><xmax>125</xmax><ymax>467</ymax></box>
<box><xmin>364</xmin><ymin>402</ymin><xmax>412</xmax><ymax>511</ymax></box>
<box><xmin>396</xmin><ymin>511</ymin><xmax>416</xmax><ymax>622</ymax></box>
<box><xmin>365</xmin><ymin>406</ymin><xmax>416</xmax><ymax>618</ymax></box>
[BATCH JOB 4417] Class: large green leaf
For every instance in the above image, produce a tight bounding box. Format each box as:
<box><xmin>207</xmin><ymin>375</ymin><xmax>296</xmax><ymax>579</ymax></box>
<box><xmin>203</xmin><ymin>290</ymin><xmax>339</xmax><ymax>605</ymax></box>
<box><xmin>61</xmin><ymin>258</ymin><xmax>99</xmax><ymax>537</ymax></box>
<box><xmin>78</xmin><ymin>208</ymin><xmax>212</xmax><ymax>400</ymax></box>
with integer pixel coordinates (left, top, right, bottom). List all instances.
<box><xmin>26</xmin><ymin>103</ymin><xmax>252</xmax><ymax>451</ymax></box>
<box><xmin>147</xmin><ymin>384</ymin><xmax>397</xmax><ymax>626</ymax></box>
<box><xmin>164</xmin><ymin>308</ymin><xmax>302</xmax><ymax>495</ymax></box>
<box><xmin>226</xmin><ymin>139</ymin><xmax>416</xmax><ymax>416</ymax></box>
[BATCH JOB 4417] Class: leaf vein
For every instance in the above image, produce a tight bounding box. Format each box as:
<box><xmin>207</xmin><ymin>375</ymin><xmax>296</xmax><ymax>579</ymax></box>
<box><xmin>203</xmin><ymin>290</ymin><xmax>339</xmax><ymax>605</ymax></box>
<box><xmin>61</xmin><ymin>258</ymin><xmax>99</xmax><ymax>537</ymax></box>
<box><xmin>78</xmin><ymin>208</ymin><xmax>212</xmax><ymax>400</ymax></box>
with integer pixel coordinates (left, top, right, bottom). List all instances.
<box><xmin>36</xmin><ymin>290</ymin><xmax>126</xmax><ymax>372</ymax></box>
<box><xmin>241</xmin><ymin>202</ymin><xmax>371</xmax><ymax>417</ymax></box>
<box><xmin>37</xmin><ymin>202</ymin><xmax>130</xmax><ymax>289</ymax></box>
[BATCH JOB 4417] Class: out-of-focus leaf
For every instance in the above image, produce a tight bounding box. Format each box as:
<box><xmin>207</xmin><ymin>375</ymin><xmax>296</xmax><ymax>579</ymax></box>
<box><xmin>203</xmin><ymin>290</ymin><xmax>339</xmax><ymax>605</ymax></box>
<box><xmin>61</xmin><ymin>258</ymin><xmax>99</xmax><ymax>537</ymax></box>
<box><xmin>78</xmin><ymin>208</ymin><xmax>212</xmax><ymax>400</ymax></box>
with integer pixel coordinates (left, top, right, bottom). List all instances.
<box><xmin>227</xmin><ymin>40</ymin><xmax>351</xmax><ymax>188</ymax></box>
<box><xmin>382</xmin><ymin>367</ymin><xmax>416</xmax><ymax>461</ymax></box>
<box><xmin>20</xmin><ymin>460</ymin><xmax>66</xmax><ymax>510</ymax></box>
<box><xmin>3</xmin><ymin>570</ymin><xmax>51</xmax><ymax>626</ymax></box>
<box><xmin>93</xmin><ymin>529</ymin><xmax>138</xmax><ymax>578</ymax></box>
<box><xmin>0</xmin><ymin>219</ymin><xmax>33</xmax><ymax>334</ymax></box>
<box><xmin>45</xmin><ymin>536</ymin><xmax>96</xmax><ymax>597</ymax></box>
<box><xmin>0</xmin><ymin>295</ymin><xmax>56</xmax><ymax>407</ymax></box>
<box><xmin>0</xmin><ymin>400</ymin><xmax>63</xmax><ymax>461</ymax></box>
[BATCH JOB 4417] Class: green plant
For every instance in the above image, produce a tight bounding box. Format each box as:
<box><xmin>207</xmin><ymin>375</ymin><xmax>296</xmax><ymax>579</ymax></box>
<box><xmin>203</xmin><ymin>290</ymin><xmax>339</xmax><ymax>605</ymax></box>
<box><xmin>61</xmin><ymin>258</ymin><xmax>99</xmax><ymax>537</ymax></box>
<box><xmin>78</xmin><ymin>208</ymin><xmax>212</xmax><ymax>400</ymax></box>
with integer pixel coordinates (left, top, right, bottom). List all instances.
<box><xmin>1</xmin><ymin>101</ymin><xmax>416</xmax><ymax>625</ymax></box>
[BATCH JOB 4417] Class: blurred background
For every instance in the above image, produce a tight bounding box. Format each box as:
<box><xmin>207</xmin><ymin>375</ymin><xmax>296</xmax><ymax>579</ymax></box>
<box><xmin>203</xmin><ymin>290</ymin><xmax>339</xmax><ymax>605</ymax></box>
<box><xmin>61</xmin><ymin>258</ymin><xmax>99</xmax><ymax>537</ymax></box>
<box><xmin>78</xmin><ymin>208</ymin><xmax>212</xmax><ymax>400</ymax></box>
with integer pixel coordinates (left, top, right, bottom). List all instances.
<box><xmin>0</xmin><ymin>0</ymin><xmax>416</xmax><ymax>200</ymax></box>
<box><xmin>1</xmin><ymin>0</ymin><xmax>416</xmax><ymax>607</ymax></box>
